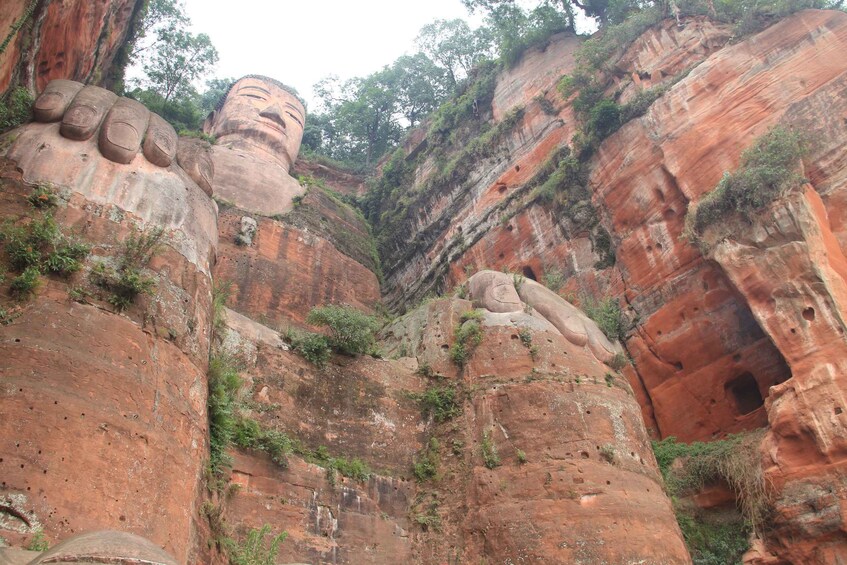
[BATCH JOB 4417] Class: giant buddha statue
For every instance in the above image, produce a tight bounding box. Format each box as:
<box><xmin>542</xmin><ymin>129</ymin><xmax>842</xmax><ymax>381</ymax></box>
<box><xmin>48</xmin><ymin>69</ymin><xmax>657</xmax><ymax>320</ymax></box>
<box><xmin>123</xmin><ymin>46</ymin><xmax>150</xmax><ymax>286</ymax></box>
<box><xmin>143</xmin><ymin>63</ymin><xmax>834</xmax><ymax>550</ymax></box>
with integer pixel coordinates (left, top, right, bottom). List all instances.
<box><xmin>202</xmin><ymin>75</ymin><xmax>307</xmax><ymax>216</ymax></box>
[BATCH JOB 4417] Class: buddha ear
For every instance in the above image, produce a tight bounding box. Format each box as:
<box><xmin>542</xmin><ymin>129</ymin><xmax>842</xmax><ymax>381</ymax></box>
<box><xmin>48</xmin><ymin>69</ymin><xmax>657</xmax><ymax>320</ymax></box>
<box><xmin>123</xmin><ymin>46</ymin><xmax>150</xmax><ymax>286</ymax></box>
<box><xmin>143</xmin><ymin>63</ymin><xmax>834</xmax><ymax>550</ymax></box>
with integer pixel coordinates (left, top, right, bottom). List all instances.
<box><xmin>202</xmin><ymin>110</ymin><xmax>217</xmax><ymax>133</ymax></box>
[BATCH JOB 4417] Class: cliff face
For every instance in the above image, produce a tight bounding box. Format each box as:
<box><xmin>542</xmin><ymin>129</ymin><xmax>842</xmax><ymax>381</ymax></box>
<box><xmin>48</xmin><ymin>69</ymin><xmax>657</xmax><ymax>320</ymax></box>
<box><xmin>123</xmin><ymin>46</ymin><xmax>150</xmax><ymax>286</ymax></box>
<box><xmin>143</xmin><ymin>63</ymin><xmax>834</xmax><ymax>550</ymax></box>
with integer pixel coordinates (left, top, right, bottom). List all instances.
<box><xmin>0</xmin><ymin>0</ymin><xmax>142</xmax><ymax>96</ymax></box>
<box><xmin>370</xmin><ymin>9</ymin><xmax>847</xmax><ymax>562</ymax></box>
<box><xmin>0</xmin><ymin>122</ymin><xmax>217</xmax><ymax>561</ymax></box>
<box><xmin>2</xmin><ymin>5</ymin><xmax>847</xmax><ymax>565</ymax></box>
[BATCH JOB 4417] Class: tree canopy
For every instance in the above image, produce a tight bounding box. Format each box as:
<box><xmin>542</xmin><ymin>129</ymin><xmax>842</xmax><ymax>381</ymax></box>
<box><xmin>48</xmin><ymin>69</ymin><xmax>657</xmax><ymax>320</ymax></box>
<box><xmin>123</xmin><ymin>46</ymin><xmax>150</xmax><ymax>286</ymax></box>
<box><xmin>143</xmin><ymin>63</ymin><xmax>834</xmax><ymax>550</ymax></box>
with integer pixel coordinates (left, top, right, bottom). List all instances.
<box><xmin>123</xmin><ymin>0</ymin><xmax>221</xmax><ymax>133</ymax></box>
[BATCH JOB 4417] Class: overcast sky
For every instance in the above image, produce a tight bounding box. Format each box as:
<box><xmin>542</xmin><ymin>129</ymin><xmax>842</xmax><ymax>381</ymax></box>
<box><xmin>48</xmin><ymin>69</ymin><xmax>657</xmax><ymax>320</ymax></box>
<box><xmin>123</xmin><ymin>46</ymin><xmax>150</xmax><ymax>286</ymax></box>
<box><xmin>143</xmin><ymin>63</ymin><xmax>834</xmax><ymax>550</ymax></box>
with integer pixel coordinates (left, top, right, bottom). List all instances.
<box><xmin>181</xmin><ymin>0</ymin><xmax>489</xmax><ymax>108</ymax></box>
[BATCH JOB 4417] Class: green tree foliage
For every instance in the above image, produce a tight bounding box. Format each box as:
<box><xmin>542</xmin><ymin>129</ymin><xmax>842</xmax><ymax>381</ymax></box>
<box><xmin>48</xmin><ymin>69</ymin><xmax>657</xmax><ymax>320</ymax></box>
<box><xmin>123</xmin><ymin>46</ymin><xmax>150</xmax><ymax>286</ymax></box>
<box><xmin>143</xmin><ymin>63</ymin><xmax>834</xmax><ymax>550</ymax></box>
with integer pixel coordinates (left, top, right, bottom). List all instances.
<box><xmin>483</xmin><ymin>2</ymin><xmax>571</xmax><ymax>65</ymax></box>
<box><xmin>224</xmin><ymin>524</ymin><xmax>287</xmax><ymax>565</ymax></box>
<box><xmin>305</xmin><ymin>17</ymin><xmax>500</xmax><ymax>169</ymax></box>
<box><xmin>306</xmin><ymin>305</ymin><xmax>380</xmax><ymax>356</ymax></box>
<box><xmin>416</xmin><ymin>19</ymin><xmax>494</xmax><ymax>87</ymax></box>
<box><xmin>312</xmin><ymin>71</ymin><xmax>404</xmax><ymax>167</ymax></box>
<box><xmin>392</xmin><ymin>53</ymin><xmax>452</xmax><ymax>126</ymax></box>
<box><xmin>129</xmin><ymin>0</ymin><xmax>190</xmax><ymax>61</ymax></box>
<box><xmin>124</xmin><ymin>0</ymin><xmax>220</xmax><ymax>133</ymax></box>
<box><xmin>141</xmin><ymin>27</ymin><xmax>218</xmax><ymax>102</ymax></box>
<box><xmin>465</xmin><ymin>0</ymin><xmax>845</xmax><ymax>30</ymax></box>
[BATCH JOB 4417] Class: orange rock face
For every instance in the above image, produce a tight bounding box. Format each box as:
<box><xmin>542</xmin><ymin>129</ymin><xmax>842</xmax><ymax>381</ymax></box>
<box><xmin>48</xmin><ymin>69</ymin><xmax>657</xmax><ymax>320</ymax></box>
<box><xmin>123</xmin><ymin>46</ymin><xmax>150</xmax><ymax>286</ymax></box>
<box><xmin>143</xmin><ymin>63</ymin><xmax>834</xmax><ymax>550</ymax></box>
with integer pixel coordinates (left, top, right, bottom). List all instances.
<box><xmin>703</xmin><ymin>186</ymin><xmax>847</xmax><ymax>562</ymax></box>
<box><xmin>212</xmin><ymin>310</ymin><xmax>424</xmax><ymax>564</ymax></box>
<box><xmin>380</xmin><ymin>298</ymin><xmax>690</xmax><ymax>564</ymax></box>
<box><xmin>226</xmin><ymin>452</ymin><xmax>415</xmax><ymax>564</ymax></box>
<box><xmin>0</xmin><ymin>150</ymin><xmax>215</xmax><ymax>562</ymax></box>
<box><xmin>214</xmin><ymin>207</ymin><xmax>380</xmax><ymax>328</ymax></box>
<box><xmin>374</xmin><ymin>10</ymin><xmax>847</xmax><ymax>561</ymax></box>
<box><xmin>3</xmin><ymin>5</ymin><xmax>847</xmax><ymax>564</ymax></box>
<box><xmin>0</xmin><ymin>0</ymin><xmax>142</xmax><ymax>95</ymax></box>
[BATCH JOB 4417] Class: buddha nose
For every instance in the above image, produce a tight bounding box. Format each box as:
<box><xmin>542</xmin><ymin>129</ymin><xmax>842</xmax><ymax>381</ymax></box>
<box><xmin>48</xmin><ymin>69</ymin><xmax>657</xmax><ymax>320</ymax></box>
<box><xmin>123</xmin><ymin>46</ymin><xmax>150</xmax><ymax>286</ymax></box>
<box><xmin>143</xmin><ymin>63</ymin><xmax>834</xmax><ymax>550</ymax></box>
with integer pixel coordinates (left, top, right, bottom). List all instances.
<box><xmin>259</xmin><ymin>103</ymin><xmax>287</xmax><ymax>130</ymax></box>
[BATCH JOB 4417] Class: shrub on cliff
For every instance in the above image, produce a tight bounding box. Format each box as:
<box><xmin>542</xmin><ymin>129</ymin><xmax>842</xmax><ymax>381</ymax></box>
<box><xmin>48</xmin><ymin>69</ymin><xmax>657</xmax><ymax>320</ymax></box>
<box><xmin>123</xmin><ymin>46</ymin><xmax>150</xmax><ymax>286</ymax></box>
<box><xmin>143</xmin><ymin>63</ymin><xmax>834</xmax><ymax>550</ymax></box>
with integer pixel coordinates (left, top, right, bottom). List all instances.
<box><xmin>0</xmin><ymin>87</ymin><xmax>34</xmax><ymax>133</ymax></box>
<box><xmin>207</xmin><ymin>354</ymin><xmax>242</xmax><ymax>475</ymax></box>
<box><xmin>1</xmin><ymin>208</ymin><xmax>91</xmax><ymax>299</ymax></box>
<box><xmin>450</xmin><ymin>310</ymin><xmax>484</xmax><ymax>367</ymax></box>
<box><xmin>413</xmin><ymin>437</ymin><xmax>441</xmax><ymax>482</ymax></box>
<box><xmin>687</xmin><ymin>126</ymin><xmax>808</xmax><ymax>238</ymax></box>
<box><xmin>233</xmin><ymin>418</ymin><xmax>295</xmax><ymax>468</ymax></box>
<box><xmin>415</xmin><ymin>385</ymin><xmax>462</xmax><ymax>422</ymax></box>
<box><xmin>91</xmin><ymin>227</ymin><xmax>162</xmax><ymax>311</ymax></box>
<box><xmin>306</xmin><ymin>305</ymin><xmax>380</xmax><ymax>356</ymax></box>
<box><xmin>224</xmin><ymin>524</ymin><xmax>287</xmax><ymax>565</ymax></box>
<box><xmin>653</xmin><ymin>430</ymin><xmax>770</xmax><ymax>531</ymax></box>
<box><xmin>582</xmin><ymin>296</ymin><xmax>626</xmax><ymax>342</ymax></box>
<box><xmin>289</xmin><ymin>331</ymin><xmax>332</xmax><ymax>368</ymax></box>
<box><xmin>653</xmin><ymin>431</ymin><xmax>769</xmax><ymax>563</ymax></box>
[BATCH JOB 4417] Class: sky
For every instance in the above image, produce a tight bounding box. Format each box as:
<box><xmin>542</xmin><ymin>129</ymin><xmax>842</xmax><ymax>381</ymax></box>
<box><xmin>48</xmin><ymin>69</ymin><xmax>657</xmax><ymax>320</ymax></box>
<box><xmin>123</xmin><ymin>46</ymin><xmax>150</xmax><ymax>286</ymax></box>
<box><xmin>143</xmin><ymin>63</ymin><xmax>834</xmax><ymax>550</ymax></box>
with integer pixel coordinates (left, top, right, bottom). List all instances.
<box><xmin>180</xmin><ymin>0</ymin><xmax>490</xmax><ymax>108</ymax></box>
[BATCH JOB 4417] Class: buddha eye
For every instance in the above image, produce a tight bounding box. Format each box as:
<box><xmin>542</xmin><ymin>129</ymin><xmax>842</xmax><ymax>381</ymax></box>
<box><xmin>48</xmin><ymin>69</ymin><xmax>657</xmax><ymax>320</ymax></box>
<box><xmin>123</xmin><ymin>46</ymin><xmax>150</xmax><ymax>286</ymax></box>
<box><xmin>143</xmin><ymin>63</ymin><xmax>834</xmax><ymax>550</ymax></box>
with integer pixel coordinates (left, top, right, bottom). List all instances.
<box><xmin>286</xmin><ymin>112</ymin><xmax>303</xmax><ymax>128</ymax></box>
<box><xmin>241</xmin><ymin>94</ymin><xmax>266</xmax><ymax>101</ymax></box>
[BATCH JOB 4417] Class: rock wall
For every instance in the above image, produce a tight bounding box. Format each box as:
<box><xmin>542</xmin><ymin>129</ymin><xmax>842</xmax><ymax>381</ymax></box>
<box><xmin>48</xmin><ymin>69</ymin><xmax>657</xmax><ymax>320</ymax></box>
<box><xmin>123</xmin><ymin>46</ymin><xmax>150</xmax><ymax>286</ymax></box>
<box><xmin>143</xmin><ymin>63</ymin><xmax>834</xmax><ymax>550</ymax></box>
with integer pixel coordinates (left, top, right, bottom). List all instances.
<box><xmin>375</xmin><ymin>10</ymin><xmax>847</xmax><ymax>443</ymax></box>
<box><xmin>214</xmin><ymin>309</ymin><xmax>423</xmax><ymax>564</ymax></box>
<box><xmin>381</xmin><ymin>296</ymin><xmax>689</xmax><ymax>564</ymax></box>
<box><xmin>372</xmin><ymin>9</ymin><xmax>847</xmax><ymax>562</ymax></box>
<box><xmin>0</xmin><ymin>113</ymin><xmax>217</xmax><ymax>563</ymax></box>
<box><xmin>214</xmin><ymin>193</ymin><xmax>381</xmax><ymax>330</ymax></box>
<box><xmin>1</xmin><ymin>6</ymin><xmax>847</xmax><ymax>564</ymax></box>
<box><xmin>0</xmin><ymin>0</ymin><xmax>143</xmax><ymax>96</ymax></box>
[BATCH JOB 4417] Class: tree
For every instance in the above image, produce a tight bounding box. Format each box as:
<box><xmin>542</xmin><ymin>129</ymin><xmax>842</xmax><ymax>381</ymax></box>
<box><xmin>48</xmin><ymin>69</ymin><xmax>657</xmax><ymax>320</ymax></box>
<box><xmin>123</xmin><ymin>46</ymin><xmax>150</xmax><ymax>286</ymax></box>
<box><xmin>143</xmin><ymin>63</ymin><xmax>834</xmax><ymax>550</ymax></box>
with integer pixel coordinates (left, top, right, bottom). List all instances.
<box><xmin>461</xmin><ymin>0</ymin><xmax>654</xmax><ymax>28</ymax></box>
<box><xmin>390</xmin><ymin>53</ymin><xmax>451</xmax><ymax>126</ymax></box>
<box><xmin>311</xmin><ymin>70</ymin><xmax>404</xmax><ymax>167</ymax></box>
<box><xmin>142</xmin><ymin>27</ymin><xmax>218</xmax><ymax>101</ymax></box>
<box><xmin>197</xmin><ymin>76</ymin><xmax>235</xmax><ymax>114</ymax></box>
<box><xmin>463</xmin><ymin>0</ymin><xmax>578</xmax><ymax>30</ymax></box>
<box><xmin>126</xmin><ymin>87</ymin><xmax>204</xmax><ymax>132</ymax></box>
<box><xmin>129</xmin><ymin>0</ymin><xmax>189</xmax><ymax>59</ymax></box>
<box><xmin>416</xmin><ymin>19</ymin><xmax>493</xmax><ymax>87</ymax></box>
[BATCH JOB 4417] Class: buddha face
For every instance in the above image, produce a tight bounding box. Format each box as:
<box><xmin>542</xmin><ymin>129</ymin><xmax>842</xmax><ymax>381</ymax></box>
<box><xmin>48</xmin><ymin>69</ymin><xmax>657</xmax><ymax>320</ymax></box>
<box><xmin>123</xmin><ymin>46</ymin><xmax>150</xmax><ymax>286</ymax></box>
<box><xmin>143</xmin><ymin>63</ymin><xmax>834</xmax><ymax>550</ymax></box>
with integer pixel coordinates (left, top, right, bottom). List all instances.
<box><xmin>205</xmin><ymin>77</ymin><xmax>305</xmax><ymax>170</ymax></box>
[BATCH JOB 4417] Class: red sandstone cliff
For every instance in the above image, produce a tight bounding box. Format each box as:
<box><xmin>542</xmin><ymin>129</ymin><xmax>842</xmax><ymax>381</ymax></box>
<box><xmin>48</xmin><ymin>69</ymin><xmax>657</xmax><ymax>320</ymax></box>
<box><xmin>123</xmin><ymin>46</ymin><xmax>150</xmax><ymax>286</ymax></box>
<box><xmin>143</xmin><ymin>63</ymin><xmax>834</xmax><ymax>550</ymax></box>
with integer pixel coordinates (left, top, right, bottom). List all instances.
<box><xmin>371</xmin><ymin>9</ymin><xmax>847</xmax><ymax>562</ymax></box>
<box><xmin>1</xmin><ymin>6</ymin><xmax>847</xmax><ymax>565</ymax></box>
<box><xmin>0</xmin><ymin>0</ymin><xmax>143</xmax><ymax>96</ymax></box>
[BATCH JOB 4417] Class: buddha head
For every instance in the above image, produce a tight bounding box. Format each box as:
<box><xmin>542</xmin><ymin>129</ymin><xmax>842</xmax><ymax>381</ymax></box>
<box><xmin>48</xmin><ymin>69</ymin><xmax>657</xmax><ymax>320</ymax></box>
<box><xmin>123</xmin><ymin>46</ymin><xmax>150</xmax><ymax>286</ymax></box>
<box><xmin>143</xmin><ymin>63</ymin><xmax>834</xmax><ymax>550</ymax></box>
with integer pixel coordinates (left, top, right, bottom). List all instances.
<box><xmin>204</xmin><ymin>76</ymin><xmax>306</xmax><ymax>171</ymax></box>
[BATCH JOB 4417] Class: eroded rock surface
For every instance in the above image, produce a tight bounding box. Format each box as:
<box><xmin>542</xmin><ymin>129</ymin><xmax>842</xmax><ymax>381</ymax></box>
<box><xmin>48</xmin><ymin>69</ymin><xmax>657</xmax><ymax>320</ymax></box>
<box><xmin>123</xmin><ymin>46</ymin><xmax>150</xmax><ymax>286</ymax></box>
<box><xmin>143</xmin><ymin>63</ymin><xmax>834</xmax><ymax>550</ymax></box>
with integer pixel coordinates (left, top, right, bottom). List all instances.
<box><xmin>0</xmin><ymin>84</ymin><xmax>217</xmax><ymax>560</ymax></box>
<box><xmin>0</xmin><ymin>0</ymin><xmax>143</xmax><ymax>95</ymax></box>
<box><xmin>381</xmin><ymin>297</ymin><xmax>689</xmax><ymax>564</ymax></box>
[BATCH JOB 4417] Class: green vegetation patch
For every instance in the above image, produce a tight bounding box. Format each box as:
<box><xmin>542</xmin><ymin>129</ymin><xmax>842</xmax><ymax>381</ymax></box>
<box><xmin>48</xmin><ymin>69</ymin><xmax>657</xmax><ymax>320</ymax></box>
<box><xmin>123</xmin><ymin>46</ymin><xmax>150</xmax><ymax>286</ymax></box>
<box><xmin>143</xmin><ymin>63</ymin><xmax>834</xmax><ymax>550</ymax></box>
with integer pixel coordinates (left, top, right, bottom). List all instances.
<box><xmin>687</xmin><ymin>126</ymin><xmax>808</xmax><ymax>239</ymax></box>
<box><xmin>206</xmin><ymin>353</ymin><xmax>244</xmax><ymax>475</ymax></box>
<box><xmin>413</xmin><ymin>437</ymin><xmax>441</xmax><ymax>482</ymax></box>
<box><xmin>676</xmin><ymin>509</ymin><xmax>750</xmax><ymax>565</ymax></box>
<box><xmin>90</xmin><ymin>227</ymin><xmax>162</xmax><ymax>311</ymax></box>
<box><xmin>414</xmin><ymin>385</ymin><xmax>463</xmax><ymax>423</ymax></box>
<box><xmin>223</xmin><ymin>524</ymin><xmax>287</xmax><ymax>565</ymax></box>
<box><xmin>581</xmin><ymin>295</ymin><xmax>625</xmax><ymax>342</ymax></box>
<box><xmin>450</xmin><ymin>310</ymin><xmax>484</xmax><ymax>367</ymax></box>
<box><xmin>0</xmin><ymin>87</ymin><xmax>33</xmax><ymax>133</ymax></box>
<box><xmin>653</xmin><ymin>430</ymin><xmax>770</xmax><ymax>563</ymax></box>
<box><xmin>207</xmin><ymin>351</ymin><xmax>376</xmax><ymax>486</ymax></box>
<box><xmin>481</xmin><ymin>430</ymin><xmax>500</xmax><ymax>469</ymax></box>
<box><xmin>288</xmin><ymin>331</ymin><xmax>332</xmax><ymax>369</ymax></box>
<box><xmin>306</xmin><ymin>304</ymin><xmax>380</xmax><ymax>356</ymax></box>
<box><xmin>1</xmin><ymin>206</ymin><xmax>91</xmax><ymax>299</ymax></box>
